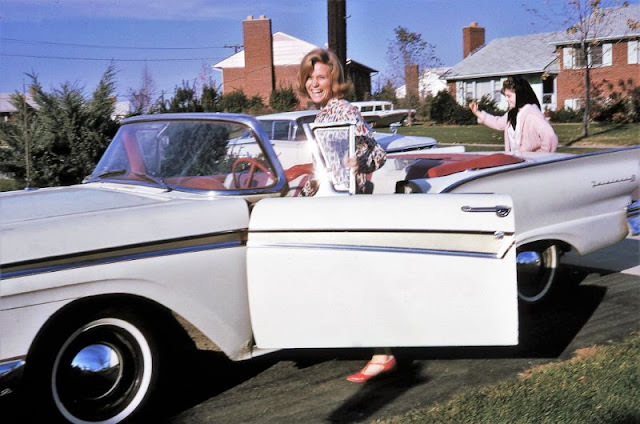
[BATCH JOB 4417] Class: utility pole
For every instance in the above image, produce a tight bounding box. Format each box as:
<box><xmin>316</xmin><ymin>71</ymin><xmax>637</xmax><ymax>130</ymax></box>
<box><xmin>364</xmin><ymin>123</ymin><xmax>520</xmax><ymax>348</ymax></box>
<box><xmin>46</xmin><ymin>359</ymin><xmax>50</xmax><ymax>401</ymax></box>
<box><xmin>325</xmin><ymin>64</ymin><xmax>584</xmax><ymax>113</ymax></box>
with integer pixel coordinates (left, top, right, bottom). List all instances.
<box><xmin>22</xmin><ymin>80</ymin><xmax>31</xmax><ymax>188</ymax></box>
<box><xmin>327</xmin><ymin>0</ymin><xmax>347</xmax><ymax>70</ymax></box>
<box><xmin>224</xmin><ymin>44</ymin><xmax>243</xmax><ymax>53</ymax></box>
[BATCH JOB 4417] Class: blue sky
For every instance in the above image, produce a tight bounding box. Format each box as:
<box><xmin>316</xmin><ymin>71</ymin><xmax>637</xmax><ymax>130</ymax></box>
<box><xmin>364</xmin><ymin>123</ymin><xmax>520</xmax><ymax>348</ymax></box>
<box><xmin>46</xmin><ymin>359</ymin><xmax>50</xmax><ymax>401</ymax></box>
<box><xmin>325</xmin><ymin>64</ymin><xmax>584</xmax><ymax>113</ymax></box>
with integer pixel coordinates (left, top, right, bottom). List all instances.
<box><xmin>1</xmin><ymin>0</ymin><xmax>638</xmax><ymax>101</ymax></box>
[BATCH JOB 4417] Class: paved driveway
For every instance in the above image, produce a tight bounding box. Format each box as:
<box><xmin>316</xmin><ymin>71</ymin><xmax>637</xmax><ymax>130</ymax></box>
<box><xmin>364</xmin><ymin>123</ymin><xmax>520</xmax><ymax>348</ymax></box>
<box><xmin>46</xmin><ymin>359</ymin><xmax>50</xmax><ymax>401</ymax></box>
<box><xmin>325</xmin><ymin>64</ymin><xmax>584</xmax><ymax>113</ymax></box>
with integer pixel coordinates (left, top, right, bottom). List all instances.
<box><xmin>3</xmin><ymin>237</ymin><xmax>638</xmax><ymax>424</ymax></box>
<box><xmin>165</xmin><ymin>236</ymin><xmax>640</xmax><ymax>424</ymax></box>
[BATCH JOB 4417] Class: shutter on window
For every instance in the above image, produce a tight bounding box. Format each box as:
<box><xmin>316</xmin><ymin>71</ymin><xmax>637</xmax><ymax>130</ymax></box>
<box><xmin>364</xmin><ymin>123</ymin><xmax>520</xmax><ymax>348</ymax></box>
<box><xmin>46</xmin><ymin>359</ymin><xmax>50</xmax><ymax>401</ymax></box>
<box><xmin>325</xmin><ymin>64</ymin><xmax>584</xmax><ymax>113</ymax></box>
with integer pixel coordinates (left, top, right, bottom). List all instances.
<box><xmin>563</xmin><ymin>47</ymin><xmax>573</xmax><ymax>69</ymax></box>
<box><xmin>629</xmin><ymin>40</ymin><xmax>639</xmax><ymax>65</ymax></box>
<box><xmin>603</xmin><ymin>43</ymin><xmax>612</xmax><ymax>66</ymax></box>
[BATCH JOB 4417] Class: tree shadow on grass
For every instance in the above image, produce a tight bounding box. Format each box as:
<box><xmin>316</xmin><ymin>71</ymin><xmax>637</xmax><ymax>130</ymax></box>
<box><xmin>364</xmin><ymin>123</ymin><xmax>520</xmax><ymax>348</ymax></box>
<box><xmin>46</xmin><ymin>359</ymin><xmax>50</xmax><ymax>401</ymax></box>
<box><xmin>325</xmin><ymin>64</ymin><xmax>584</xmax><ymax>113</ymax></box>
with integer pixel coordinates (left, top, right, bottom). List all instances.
<box><xmin>563</xmin><ymin>122</ymin><xmax>626</xmax><ymax>146</ymax></box>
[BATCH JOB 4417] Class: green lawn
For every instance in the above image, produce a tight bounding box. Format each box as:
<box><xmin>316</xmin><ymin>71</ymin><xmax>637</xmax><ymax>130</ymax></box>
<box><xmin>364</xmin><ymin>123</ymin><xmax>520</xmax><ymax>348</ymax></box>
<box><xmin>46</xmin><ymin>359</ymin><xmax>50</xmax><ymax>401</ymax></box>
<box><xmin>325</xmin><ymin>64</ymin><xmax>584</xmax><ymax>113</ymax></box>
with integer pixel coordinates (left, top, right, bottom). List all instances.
<box><xmin>384</xmin><ymin>122</ymin><xmax>639</xmax><ymax>151</ymax></box>
<box><xmin>374</xmin><ymin>332</ymin><xmax>640</xmax><ymax>424</ymax></box>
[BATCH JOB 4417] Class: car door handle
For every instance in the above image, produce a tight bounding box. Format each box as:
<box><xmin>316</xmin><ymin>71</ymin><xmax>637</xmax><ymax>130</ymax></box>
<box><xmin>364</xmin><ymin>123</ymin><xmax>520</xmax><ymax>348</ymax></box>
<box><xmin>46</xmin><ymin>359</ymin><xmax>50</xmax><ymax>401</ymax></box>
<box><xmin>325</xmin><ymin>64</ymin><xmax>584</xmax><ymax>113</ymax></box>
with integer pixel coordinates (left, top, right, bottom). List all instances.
<box><xmin>461</xmin><ymin>205</ymin><xmax>511</xmax><ymax>217</ymax></box>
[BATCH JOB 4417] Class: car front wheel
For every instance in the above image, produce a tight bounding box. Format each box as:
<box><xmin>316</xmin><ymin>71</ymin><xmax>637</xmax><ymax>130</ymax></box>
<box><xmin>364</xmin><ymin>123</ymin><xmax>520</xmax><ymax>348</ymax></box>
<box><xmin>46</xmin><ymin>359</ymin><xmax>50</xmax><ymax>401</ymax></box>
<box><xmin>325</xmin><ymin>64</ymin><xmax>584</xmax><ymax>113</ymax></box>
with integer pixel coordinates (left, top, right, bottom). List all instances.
<box><xmin>516</xmin><ymin>243</ymin><xmax>560</xmax><ymax>305</ymax></box>
<box><xmin>26</xmin><ymin>308</ymin><xmax>163</xmax><ymax>424</ymax></box>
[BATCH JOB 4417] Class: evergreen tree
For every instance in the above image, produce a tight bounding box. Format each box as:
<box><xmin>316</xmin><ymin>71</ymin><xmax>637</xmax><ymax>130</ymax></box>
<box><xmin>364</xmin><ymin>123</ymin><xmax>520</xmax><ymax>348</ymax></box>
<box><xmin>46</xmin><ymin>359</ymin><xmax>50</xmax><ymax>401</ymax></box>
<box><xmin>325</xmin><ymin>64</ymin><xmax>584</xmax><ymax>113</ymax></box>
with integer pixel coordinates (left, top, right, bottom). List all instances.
<box><xmin>269</xmin><ymin>85</ymin><xmax>298</xmax><ymax>112</ymax></box>
<box><xmin>168</xmin><ymin>82</ymin><xmax>202</xmax><ymax>112</ymax></box>
<box><xmin>0</xmin><ymin>92</ymin><xmax>43</xmax><ymax>187</ymax></box>
<box><xmin>0</xmin><ymin>66</ymin><xmax>117</xmax><ymax>187</ymax></box>
<box><xmin>218</xmin><ymin>90</ymin><xmax>249</xmax><ymax>113</ymax></box>
<box><xmin>201</xmin><ymin>83</ymin><xmax>220</xmax><ymax>112</ymax></box>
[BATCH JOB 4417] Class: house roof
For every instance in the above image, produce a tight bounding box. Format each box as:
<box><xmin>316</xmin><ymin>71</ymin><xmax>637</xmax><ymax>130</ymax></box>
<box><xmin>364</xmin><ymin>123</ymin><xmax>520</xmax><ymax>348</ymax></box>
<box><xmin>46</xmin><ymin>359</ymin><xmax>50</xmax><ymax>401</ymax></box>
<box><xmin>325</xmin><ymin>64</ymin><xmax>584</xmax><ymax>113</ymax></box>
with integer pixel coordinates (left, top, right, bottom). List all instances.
<box><xmin>446</xmin><ymin>4</ymin><xmax>639</xmax><ymax>81</ymax></box>
<box><xmin>554</xmin><ymin>3</ymin><xmax>640</xmax><ymax>45</ymax></box>
<box><xmin>445</xmin><ymin>32</ymin><xmax>564</xmax><ymax>80</ymax></box>
<box><xmin>346</xmin><ymin>58</ymin><xmax>377</xmax><ymax>74</ymax></box>
<box><xmin>0</xmin><ymin>93</ymin><xmax>37</xmax><ymax>113</ymax></box>
<box><xmin>214</xmin><ymin>32</ymin><xmax>319</xmax><ymax>68</ymax></box>
<box><xmin>213</xmin><ymin>31</ymin><xmax>377</xmax><ymax>73</ymax></box>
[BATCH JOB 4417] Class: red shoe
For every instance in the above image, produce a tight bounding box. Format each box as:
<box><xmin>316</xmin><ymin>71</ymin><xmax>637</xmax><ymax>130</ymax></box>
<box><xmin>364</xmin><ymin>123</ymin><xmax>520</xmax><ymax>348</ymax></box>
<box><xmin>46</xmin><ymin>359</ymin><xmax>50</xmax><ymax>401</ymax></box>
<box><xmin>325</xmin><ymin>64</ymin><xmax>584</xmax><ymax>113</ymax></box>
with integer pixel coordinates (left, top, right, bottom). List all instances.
<box><xmin>346</xmin><ymin>357</ymin><xmax>397</xmax><ymax>383</ymax></box>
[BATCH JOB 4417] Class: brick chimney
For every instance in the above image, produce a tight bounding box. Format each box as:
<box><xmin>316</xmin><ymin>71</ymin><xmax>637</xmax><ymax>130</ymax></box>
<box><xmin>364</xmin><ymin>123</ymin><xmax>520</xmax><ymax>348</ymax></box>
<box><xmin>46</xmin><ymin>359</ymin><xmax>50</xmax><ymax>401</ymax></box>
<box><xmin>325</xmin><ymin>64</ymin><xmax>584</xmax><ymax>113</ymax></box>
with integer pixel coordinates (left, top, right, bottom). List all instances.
<box><xmin>242</xmin><ymin>15</ymin><xmax>274</xmax><ymax>99</ymax></box>
<box><xmin>463</xmin><ymin>22</ymin><xmax>485</xmax><ymax>58</ymax></box>
<box><xmin>405</xmin><ymin>64</ymin><xmax>419</xmax><ymax>99</ymax></box>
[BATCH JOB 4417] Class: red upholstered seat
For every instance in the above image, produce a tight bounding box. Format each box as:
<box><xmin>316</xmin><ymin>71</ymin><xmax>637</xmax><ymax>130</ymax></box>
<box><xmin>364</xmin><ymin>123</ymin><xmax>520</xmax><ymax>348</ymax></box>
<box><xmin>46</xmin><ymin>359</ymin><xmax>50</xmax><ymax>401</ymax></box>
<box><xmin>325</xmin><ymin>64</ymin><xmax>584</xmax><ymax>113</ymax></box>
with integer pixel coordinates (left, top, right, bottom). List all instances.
<box><xmin>165</xmin><ymin>175</ymin><xmax>226</xmax><ymax>190</ymax></box>
<box><xmin>427</xmin><ymin>153</ymin><xmax>524</xmax><ymax>178</ymax></box>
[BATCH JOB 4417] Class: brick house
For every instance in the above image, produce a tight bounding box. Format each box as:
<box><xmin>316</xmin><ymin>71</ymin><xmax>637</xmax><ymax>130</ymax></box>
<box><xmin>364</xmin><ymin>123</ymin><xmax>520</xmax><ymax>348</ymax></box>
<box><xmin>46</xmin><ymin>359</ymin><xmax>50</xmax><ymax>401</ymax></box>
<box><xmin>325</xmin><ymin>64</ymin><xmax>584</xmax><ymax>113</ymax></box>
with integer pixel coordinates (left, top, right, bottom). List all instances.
<box><xmin>445</xmin><ymin>4</ymin><xmax>639</xmax><ymax>111</ymax></box>
<box><xmin>213</xmin><ymin>15</ymin><xmax>377</xmax><ymax>108</ymax></box>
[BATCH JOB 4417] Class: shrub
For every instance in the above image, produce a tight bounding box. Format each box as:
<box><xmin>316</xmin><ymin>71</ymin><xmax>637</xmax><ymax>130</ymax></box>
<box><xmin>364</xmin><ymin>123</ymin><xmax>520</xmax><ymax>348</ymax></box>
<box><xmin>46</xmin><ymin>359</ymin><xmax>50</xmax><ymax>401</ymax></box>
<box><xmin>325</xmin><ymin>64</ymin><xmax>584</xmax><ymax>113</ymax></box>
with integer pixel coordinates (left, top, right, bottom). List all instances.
<box><xmin>269</xmin><ymin>85</ymin><xmax>298</xmax><ymax>112</ymax></box>
<box><xmin>0</xmin><ymin>178</ymin><xmax>20</xmax><ymax>192</ymax></box>
<box><xmin>430</xmin><ymin>90</ymin><xmax>458</xmax><ymax>124</ymax></box>
<box><xmin>218</xmin><ymin>90</ymin><xmax>249</xmax><ymax>113</ymax></box>
<box><xmin>201</xmin><ymin>84</ymin><xmax>220</xmax><ymax>112</ymax></box>
<box><xmin>594</xmin><ymin>99</ymin><xmax>629</xmax><ymax>123</ymax></box>
<box><xmin>430</xmin><ymin>90</ymin><xmax>476</xmax><ymax>125</ymax></box>
<box><xmin>452</xmin><ymin>105</ymin><xmax>476</xmax><ymax>125</ymax></box>
<box><xmin>628</xmin><ymin>87</ymin><xmax>640</xmax><ymax>123</ymax></box>
<box><xmin>246</xmin><ymin>95</ymin><xmax>268</xmax><ymax>115</ymax></box>
<box><xmin>476</xmin><ymin>94</ymin><xmax>505</xmax><ymax>117</ymax></box>
<box><xmin>548</xmin><ymin>107</ymin><xmax>583</xmax><ymax>123</ymax></box>
<box><xmin>372</xmin><ymin>80</ymin><xmax>398</xmax><ymax>103</ymax></box>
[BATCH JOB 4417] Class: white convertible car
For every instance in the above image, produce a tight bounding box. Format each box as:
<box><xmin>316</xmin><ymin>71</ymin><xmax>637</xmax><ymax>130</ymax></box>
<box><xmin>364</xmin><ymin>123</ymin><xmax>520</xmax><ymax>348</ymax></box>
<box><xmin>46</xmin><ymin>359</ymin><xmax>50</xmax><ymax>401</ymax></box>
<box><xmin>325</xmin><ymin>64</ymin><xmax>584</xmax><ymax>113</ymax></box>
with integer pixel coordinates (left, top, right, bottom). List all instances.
<box><xmin>0</xmin><ymin>113</ymin><xmax>638</xmax><ymax>424</ymax></box>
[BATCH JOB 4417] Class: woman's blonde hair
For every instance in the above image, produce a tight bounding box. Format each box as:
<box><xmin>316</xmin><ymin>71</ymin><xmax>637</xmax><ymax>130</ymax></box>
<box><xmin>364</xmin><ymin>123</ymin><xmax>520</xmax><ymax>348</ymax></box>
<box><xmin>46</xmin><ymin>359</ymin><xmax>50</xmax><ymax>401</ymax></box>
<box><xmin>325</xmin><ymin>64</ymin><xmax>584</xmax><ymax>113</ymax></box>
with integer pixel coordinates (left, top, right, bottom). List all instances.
<box><xmin>297</xmin><ymin>48</ymin><xmax>352</xmax><ymax>101</ymax></box>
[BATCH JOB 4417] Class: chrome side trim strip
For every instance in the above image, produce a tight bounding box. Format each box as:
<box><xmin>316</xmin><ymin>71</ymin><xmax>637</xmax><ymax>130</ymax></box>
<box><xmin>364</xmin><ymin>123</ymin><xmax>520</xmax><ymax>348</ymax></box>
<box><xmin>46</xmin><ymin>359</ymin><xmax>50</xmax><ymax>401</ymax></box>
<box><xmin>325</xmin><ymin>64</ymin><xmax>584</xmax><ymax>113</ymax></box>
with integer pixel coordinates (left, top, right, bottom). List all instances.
<box><xmin>0</xmin><ymin>359</ymin><xmax>25</xmax><ymax>398</ymax></box>
<box><xmin>0</xmin><ymin>358</ymin><xmax>25</xmax><ymax>377</ymax></box>
<box><xmin>1</xmin><ymin>230</ymin><xmax>247</xmax><ymax>279</ymax></box>
<box><xmin>248</xmin><ymin>241</ymin><xmax>500</xmax><ymax>259</ymax></box>
<box><xmin>249</xmin><ymin>230</ymin><xmax>515</xmax><ymax>259</ymax></box>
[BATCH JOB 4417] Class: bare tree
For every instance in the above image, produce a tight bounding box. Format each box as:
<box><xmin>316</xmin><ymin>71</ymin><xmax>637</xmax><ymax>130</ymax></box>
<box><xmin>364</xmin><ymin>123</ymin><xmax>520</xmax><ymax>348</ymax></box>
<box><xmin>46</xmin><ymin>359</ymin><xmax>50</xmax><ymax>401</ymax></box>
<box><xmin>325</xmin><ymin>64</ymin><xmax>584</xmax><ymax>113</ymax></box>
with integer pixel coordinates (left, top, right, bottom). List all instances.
<box><xmin>128</xmin><ymin>64</ymin><xmax>155</xmax><ymax>115</ymax></box>
<box><xmin>565</xmin><ymin>1</ymin><xmax>634</xmax><ymax>136</ymax></box>
<box><xmin>531</xmin><ymin>0</ymin><xmax>635</xmax><ymax>137</ymax></box>
<box><xmin>385</xmin><ymin>26</ymin><xmax>440</xmax><ymax>91</ymax></box>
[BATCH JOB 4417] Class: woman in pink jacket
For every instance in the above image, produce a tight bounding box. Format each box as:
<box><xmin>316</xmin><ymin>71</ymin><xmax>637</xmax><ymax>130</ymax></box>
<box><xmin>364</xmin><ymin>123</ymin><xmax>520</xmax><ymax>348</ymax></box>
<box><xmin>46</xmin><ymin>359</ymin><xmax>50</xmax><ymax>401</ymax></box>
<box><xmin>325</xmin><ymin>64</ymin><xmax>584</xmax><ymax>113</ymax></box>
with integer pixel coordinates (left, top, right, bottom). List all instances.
<box><xmin>469</xmin><ymin>76</ymin><xmax>558</xmax><ymax>154</ymax></box>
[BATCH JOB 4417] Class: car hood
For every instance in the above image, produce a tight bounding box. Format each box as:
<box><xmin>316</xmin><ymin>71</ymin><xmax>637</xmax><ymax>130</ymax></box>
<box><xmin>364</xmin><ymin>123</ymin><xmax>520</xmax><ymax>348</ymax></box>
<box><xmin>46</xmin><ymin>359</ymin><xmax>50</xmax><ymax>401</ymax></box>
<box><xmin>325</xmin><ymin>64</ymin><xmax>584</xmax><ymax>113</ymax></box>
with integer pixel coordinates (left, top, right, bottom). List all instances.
<box><xmin>0</xmin><ymin>184</ymin><xmax>249</xmax><ymax>265</ymax></box>
<box><xmin>375</xmin><ymin>133</ymin><xmax>437</xmax><ymax>152</ymax></box>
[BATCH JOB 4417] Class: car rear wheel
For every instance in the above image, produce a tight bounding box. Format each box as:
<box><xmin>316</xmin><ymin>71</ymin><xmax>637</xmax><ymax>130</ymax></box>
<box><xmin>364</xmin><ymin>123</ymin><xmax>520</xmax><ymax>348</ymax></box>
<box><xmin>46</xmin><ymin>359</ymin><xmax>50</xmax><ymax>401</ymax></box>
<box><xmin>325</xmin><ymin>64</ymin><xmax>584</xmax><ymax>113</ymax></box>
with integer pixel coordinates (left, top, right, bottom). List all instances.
<box><xmin>25</xmin><ymin>308</ymin><xmax>164</xmax><ymax>424</ymax></box>
<box><xmin>516</xmin><ymin>243</ymin><xmax>560</xmax><ymax>305</ymax></box>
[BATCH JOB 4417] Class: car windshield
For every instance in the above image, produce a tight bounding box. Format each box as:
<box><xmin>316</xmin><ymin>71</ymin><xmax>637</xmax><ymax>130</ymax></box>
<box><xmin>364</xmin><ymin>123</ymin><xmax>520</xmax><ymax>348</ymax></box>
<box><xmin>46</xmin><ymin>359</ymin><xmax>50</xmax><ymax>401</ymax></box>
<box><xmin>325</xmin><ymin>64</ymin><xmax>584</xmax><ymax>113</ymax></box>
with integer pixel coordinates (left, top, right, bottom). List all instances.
<box><xmin>89</xmin><ymin>120</ymin><xmax>277</xmax><ymax>191</ymax></box>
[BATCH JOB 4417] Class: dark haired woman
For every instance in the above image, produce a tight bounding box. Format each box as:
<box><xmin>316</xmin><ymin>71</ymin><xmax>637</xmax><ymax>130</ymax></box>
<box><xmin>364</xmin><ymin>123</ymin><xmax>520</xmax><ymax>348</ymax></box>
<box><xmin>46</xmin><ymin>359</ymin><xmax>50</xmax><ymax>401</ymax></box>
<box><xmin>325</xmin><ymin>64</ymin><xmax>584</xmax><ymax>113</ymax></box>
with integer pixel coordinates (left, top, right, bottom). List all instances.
<box><xmin>297</xmin><ymin>49</ymin><xmax>393</xmax><ymax>382</ymax></box>
<box><xmin>469</xmin><ymin>75</ymin><xmax>558</xmax><ymax>154</ymax></box>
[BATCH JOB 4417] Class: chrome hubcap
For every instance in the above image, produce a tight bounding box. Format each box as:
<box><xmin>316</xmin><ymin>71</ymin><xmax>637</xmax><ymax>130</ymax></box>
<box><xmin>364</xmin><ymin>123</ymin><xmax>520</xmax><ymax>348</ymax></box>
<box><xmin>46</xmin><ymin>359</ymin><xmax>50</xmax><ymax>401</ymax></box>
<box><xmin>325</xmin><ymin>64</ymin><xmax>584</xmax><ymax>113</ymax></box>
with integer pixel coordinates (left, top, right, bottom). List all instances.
<box><xmin>68</xmin><ymin>344</ymin><xmax>123</xmax><ymax>400</ymax></box>
<box><xmin>517</xmin><ymin>245</ymin><xmax>558</xmax><ymax>303</ymax></box>
<box><xmin>52</xmin><ymin>318</ymin><xmax>152</xmax><ymax>424</ymax></box>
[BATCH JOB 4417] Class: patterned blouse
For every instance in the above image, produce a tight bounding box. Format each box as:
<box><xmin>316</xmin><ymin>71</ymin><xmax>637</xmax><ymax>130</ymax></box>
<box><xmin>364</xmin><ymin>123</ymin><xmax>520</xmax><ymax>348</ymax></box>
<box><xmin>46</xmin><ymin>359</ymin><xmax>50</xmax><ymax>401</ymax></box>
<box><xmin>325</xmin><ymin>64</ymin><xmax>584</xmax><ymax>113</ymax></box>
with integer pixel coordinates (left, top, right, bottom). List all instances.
<box><xmin>303</xmin><ymin>98</ymin><xmax>387</xmax><ymax>195</ymax></box>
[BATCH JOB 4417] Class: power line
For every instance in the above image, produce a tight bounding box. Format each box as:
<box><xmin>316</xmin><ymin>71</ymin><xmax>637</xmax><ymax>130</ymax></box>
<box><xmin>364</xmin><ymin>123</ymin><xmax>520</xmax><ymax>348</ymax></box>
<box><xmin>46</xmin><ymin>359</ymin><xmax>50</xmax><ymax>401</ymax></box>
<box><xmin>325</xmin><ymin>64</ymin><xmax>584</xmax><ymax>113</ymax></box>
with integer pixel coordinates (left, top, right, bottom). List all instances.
<box><xmin>0</xmin><ymin>53</ymin><xmax>225</xmax><ymax>62</ymax></box>
<box><xmin>1</xmin><ymin>37</ymin><xmax>231</xmax><ymax>50</ymax></box>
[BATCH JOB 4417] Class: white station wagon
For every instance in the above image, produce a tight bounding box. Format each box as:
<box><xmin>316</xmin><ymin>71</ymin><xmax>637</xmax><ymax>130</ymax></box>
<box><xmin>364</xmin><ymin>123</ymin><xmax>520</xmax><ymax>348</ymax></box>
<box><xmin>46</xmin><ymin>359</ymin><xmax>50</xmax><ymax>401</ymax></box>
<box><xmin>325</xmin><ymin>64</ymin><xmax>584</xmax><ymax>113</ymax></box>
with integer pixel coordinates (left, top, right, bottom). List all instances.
<box><xmin>1</xmin><ymin>113</ymin><xmax>638</xmax><ymax>424</ymax></box>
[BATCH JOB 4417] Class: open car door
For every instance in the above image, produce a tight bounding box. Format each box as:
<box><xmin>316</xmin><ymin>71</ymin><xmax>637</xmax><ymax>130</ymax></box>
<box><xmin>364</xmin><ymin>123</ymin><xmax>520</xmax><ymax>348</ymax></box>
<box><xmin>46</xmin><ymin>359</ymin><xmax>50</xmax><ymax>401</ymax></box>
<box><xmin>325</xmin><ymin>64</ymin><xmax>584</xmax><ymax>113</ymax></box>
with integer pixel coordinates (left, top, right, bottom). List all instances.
<box><xmin>247</xmin><ymin>193</ymin><xmax>518</xmax><ymax>349</ymax></box>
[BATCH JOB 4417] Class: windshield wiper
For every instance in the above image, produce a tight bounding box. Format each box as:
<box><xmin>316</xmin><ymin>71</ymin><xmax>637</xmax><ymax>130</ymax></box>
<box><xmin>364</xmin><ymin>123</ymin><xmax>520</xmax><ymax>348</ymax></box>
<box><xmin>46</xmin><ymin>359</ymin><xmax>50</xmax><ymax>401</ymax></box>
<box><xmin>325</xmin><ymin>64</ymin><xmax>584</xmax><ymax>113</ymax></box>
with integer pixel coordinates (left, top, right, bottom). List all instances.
<box><xmin>87</xmin><ymin>169</ymin><xmax>171</xmax><ymax>191</ymax></box>
<box><xmin>85</xmin><ymin>169</ymin><xmax>127</xmax><ymax>182</ymax></box>
<box><xmin>132</xmin><ymin>172</ymin><xmax>172</xmax><ymax>191</ymax></box>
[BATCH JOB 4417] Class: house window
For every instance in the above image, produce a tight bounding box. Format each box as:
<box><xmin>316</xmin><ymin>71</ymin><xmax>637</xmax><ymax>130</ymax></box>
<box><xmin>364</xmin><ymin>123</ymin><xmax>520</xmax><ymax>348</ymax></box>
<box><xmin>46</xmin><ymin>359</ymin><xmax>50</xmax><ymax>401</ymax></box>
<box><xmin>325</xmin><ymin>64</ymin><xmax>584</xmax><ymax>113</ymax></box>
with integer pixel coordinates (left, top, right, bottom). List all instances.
<box><xmin>590</xmin><ymin>45</ymin><xmax>603</xmax><ymax>66</ymax></box>
<box><xmin>574</xmin><ymin>48</ymin><xmax>587</xmax><ymax>67</ymax></box>
<box><xmin>563</xmin><ymin>43</ymin><xmax>612</xmax><ymax>69</ymax></box>
<box><xmin>629</xmin><ymin>40</ymin><xmax>640</xmax><ymax>64</ymax></box>
<box><xmin>565</xmin><ymin>98</ymin><xmax>583</xmax><ymax>110</ymax></box>
<box><xmin>542</xmin><ymin>76</ymin><xmax>554</xmax><ymax>106</ymax></box>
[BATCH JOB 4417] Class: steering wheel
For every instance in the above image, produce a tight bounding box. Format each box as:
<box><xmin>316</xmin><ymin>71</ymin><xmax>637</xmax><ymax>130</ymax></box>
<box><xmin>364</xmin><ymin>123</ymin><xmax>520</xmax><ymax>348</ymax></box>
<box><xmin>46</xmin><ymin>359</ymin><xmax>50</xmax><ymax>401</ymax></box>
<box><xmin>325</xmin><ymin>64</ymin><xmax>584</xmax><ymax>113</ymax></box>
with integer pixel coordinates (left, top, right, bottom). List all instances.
<box><xmin>231</xmin><ymin>158</ymin><xmax>274</xmax><ymax>189</ymax></box>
